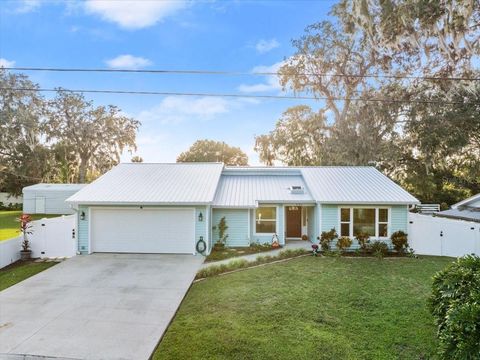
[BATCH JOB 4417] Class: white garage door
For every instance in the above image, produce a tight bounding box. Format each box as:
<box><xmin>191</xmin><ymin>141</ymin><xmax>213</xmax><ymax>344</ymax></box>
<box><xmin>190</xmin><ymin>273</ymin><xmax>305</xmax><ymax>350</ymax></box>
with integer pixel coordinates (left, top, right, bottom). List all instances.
<box><xmin>90</xmin><ymin>208</ymin><xmax>195</xmax><ymax>254</ymax></box>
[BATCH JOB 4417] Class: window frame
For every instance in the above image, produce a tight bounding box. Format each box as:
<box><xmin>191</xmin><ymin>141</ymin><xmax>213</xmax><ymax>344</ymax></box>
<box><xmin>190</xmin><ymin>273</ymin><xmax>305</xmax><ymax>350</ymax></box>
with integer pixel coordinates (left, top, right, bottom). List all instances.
<box><xmin>254</xmin><ymin>206</ymin><xmax>278</xmax><ymax>235</ymax></box>
<box><xmin>340</xmin><ymin>208</ymin><xmax>352</xmax><ymax>237</ymax></box>
<box><xmin>337</xmin><ymin>206</ymin><xmax>391</xmax><ymax>239</ymax></box>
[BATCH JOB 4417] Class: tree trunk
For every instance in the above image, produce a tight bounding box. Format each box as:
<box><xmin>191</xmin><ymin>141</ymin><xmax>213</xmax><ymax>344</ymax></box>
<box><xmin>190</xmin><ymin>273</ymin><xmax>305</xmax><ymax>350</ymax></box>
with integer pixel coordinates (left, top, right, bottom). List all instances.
<box><xmin>78</xmin><ymin>156</ymin><xmax>88</xmax><ymax>183</ymax></box>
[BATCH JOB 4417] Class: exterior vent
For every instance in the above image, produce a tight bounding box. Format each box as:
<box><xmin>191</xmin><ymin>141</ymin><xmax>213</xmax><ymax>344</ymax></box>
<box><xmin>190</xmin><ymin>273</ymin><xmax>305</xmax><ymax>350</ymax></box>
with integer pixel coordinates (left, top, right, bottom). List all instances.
<box><xmin>289</xmin><ymin>186</ymin><xmax>304</xmax><ymax>194</ymax></box>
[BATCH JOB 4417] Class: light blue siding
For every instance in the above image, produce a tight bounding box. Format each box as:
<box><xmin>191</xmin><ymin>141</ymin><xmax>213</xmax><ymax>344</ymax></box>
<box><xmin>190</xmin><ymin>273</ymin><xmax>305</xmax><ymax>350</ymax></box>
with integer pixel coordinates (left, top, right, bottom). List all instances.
<box><xmin>212</xmin><ymin>209</ymin><xmax>250</xmax><ymax>247</ymax></box>
<box><xmin>321</xmin><ymin>204</ymin><xmax>338</xmax><ymax>232</ymax></box>
<box><xmin>391</xmin><ymin>205</ymin><xmax>408</xmax><ymax>233</ymax></box>
<box><xmin>319</xmin><ymin>204</ymin><xmax>410</xmax><ymax>250</ymax></box>
<box><xmin>195</xmin><ymin>206</ymin><xmax>207</xmax><ymax>247</ymax></box>
<box><xmin>78</xmin><ymin>205</ymin><xmax>89</xmax><ymax>254</ymax></box>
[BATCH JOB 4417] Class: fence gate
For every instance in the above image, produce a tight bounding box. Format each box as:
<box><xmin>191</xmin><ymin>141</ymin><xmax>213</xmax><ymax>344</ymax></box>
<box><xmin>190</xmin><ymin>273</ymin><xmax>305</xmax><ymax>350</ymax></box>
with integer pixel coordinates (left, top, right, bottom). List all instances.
<box><xmin>408</xmin><ymin>213</ymin><xmax>480</xmax><ymax>257</ymax></box>
<box><xmin>29</xmin><ymin>215</ymin><xmax>77</xmax><ymax>258</ymax></box>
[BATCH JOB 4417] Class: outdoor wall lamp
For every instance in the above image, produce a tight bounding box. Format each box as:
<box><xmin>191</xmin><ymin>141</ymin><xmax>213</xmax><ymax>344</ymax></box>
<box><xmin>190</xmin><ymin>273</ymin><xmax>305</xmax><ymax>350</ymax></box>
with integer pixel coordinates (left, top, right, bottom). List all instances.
<box><xmin>80</xmin><ymin>211</ymin><xmax>86</xmax><ymax>221</ymax></box>
<box><xmin>198</xmin><ymin>212</ymin><xmax>204</xmax><ymax>222</ymax></box>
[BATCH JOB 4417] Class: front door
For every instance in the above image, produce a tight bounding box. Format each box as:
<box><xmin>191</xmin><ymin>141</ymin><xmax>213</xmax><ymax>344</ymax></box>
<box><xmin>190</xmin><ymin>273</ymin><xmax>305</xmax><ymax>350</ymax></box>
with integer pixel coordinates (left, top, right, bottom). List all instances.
<box><xmin>286</xmin><ymin>206</ymin><xmax>302</xmax><ymax>238</ymax></box>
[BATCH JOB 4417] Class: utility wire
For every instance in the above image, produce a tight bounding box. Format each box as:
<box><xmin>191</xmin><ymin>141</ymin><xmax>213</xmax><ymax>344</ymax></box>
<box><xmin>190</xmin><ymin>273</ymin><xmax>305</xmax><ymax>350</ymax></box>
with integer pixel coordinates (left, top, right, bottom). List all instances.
<box><xmin>0</xmin><ymin>87</ymin><xmax>477</xmax><ymax>105</ymax></box>
<box><xmin>3</xmin><ymin>66</ymin><xmax>480</xmax><ymax>82</ymax></box>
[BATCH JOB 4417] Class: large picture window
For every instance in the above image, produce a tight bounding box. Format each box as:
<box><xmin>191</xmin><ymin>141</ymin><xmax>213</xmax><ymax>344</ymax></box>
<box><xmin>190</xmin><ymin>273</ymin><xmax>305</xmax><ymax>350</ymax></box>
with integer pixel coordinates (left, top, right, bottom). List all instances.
<box><xmin>340</xmin><ymin>208</ymin><xmax>389</xmax><ymax>238</ymax></box>
<box><xmin>256</xmin><ymin>207</ymin><xmax>277</xmax><ymax>234</ymax></box>
<box><xmin>353</xmin><ymin>208</ymin><xmax>376</xmax><ymax>236</ymax></box>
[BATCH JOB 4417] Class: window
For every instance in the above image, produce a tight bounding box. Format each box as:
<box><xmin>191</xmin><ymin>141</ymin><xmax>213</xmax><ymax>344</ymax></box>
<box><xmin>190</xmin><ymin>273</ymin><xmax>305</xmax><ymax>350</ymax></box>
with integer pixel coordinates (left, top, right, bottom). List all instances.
<box><xmin>378</xmin><ymin>208</ymin><xmax>389</xmax><ymax>237</ymax></box>
<box><xmin>340</xmin><ymin>208</ymin><xmax>351</xmax><ymax>236</ymax></box>
<box><xmin>340</xmin><ymin>207</ymin><xmax>390</xmax><ymax>238</ymax></box>
<box><xmin>353</xmin><ymin>208</ymin><xmax>376</xmax><ymax>236</ymax></box>
<box><xmin>256</xmin><ymin>207</ymin><xmax>277</xmax><ymax>234</ymax></box>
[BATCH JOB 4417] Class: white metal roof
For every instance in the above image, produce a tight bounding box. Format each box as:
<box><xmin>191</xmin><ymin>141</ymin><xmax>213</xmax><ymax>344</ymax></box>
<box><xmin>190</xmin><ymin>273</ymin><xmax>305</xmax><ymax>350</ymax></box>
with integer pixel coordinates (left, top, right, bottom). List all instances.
<box><xmin>301</xmin><ymin>167</ymin><xmax>419</xmax><ymax>204</ymax></box>
<box><xmin>66</xmin><ymin>163</ymin><xmax>223</xmax><ymax>205</ymax></box>
<box><xmin>23</xmin><ymin>183</ymin><xmax>86</xmax><ymax>192</ymax></box>
<box><xmin>213</xmin><ymin>174</ymin><xmax>314</xmax><ymax>207</ymax></box>
<box><xmin>67</xmin><ymin>164</ymin><xmax>419</xmax><ymax>206</ymax></box>
<box><xmin>452</xmin><ymin>193</ymin><xmax>480</xmax><ymax>209</ymax></box>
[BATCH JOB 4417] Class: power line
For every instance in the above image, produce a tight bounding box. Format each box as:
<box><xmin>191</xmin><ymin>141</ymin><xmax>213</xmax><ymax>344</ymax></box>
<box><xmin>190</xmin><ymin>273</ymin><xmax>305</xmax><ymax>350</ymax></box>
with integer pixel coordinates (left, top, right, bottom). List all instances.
<box><xmin>3</xmin><ymin>66</ymin><xmax>480</xmax><ymax>82</ymax></box>
<box><xmin>0</xmin><ymin>87</ymin><xmax>476</xmax><ymax>105</ymax></box>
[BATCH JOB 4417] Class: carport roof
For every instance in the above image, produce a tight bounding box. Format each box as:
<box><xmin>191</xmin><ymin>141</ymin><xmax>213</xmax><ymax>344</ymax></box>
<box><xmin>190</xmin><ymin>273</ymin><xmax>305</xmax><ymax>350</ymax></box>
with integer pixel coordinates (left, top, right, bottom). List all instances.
<box><xmin>66</xmin><ymin>163</ymin><xmax>224</xmax><ymax>205</ymax></box>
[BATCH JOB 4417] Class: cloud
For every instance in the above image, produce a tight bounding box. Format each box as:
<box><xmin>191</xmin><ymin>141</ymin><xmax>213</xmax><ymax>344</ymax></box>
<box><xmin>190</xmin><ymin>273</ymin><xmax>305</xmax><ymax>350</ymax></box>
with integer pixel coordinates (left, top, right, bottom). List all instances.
<box><xmin>137</xmin><ymin>96</ymin><xmax>231</xmax><ymax>125</ymax></box>
<box><xmin>105</xmin><ymin>54</ymin><xmax>152</xmax><ymax>70</ymax></box>
<box><xmin>84</xmin><ymin>0</ymin><xmax>188</xmax><ymax>29</ymax></box>
<box><xmin>255</xmin><ymin>39</ymin><xmax>280</xmax><ymax>54</ymax></box>
<box><xmin>0</xmin><ymin>58</ymin><xmax>15</xmax><ymax>68</ymax></box>
<box><xmin>14</xmin><ymin>0</ymin><xmax>41</xmax><ymax>13</ymax></box>
<box><xmin>237</xmin><ymin>61</ymin><xmax>284</xmax><ymax>93</ymax></box>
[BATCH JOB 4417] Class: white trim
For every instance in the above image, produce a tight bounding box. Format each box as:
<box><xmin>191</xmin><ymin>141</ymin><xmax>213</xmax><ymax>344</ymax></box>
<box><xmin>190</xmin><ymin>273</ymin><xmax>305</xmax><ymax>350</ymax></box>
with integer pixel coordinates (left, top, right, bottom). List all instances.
<box><xmin>87</xmin><ymin>207</ymin><xmax>92</xmax><ymax>254</ymax></box>
<box><xmin>254</xmin><ymin>205</ymin><xmax>278</xmax><ymax>236</ymax></box>
<box><xmin>247</xmin><ymin>209</ymin><xmax>251</xmax><ymax>243</ymax></box>
<box><xmin>337</xmin><ymin>206</ymin><xmax>392</xmax><ymax>239</ymax></box>
<box><xmin>204</xmin><ymin>205</ymin><xmax>209</xmax><ymax>255</ymax></box>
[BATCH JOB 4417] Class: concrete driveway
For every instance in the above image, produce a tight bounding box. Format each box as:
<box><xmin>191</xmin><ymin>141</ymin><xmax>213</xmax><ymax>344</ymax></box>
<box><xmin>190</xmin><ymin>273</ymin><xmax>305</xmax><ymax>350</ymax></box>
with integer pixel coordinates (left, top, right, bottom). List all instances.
<box><xmin>0</xmin><ymin>254</ymin><xmax>204</xmax><ymax>360</ymax></box>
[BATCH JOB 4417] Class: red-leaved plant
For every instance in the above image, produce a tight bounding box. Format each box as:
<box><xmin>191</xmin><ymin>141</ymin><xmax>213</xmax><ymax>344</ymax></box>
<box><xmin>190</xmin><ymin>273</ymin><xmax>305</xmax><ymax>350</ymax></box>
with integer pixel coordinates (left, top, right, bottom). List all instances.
<box><xmin>19</xmin><ymin>214</ymin><xmax>33</xmax><ymax>252</ymax></box>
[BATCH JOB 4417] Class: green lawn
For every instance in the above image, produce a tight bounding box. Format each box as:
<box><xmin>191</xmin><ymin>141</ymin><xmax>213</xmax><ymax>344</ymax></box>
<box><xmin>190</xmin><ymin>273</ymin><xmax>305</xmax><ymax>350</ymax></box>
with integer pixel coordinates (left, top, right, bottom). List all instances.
<box><xmin>0</xmin><ymin>211</ymin><xmax>59</xmax><ymax>241</ymax></box>
<box><xmin>0</xmin><ymin>261</ymin><xmax>57</xmax><ymax>291</ymax></box>
<box><xmin>155</xmin><ymin>256</ymin><xmax>453</xmax><ymax>360</ymax></box>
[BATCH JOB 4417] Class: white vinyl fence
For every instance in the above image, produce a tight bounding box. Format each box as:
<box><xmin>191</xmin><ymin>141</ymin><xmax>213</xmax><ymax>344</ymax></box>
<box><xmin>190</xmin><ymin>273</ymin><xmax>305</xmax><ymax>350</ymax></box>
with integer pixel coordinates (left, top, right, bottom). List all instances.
<box><xmin>0</xmin><ymin>215</ymin><xmax>77</xmax><ymax>269</ymax></box>
<box><xmin>408</xmin><ymin>213</ymin><xmax>480</xmax><ymax>257</ymax></box>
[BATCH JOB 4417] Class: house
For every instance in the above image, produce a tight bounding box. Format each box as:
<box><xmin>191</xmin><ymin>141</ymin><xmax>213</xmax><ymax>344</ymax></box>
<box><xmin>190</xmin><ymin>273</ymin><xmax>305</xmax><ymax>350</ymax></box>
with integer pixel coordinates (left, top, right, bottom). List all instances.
<box><xmin>23</xmin><ymin>183</ymin><xmax>86</xmax><ymax>215</ymax></box>
<box><xmin>435</xmin><ymin>193</ymin><xmax>480</xmax><ymax>223</ymax></box>
<box><xmin>66</xmin><ymin>163</ymin><xmax>419</xmax><ymax>255</ymax></box>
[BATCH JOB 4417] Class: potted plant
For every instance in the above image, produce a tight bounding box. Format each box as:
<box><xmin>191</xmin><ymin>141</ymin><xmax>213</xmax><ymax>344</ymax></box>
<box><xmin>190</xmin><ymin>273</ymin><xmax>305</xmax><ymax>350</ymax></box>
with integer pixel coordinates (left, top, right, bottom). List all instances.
<box><xmin>19</xmin><ymin>214</ymin><xmax>33</xmax><ymax>260</ymax></box>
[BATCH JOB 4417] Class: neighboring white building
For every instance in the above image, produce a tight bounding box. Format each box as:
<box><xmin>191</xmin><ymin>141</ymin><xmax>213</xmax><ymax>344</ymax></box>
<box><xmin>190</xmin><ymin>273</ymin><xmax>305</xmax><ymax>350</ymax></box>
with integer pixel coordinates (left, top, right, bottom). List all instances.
<box><xmin>0</xmin><ymin>192</ymin><xmax>23</xmax><ymax>206</ymax></box>
<box><xmin>436</xmin><ymin>193</ymin><xmax>480</xmax><ymax>223</ymax></box>
<box><xmin>23</xmin><ymin>184</ymin><xmax>86</xmax><ymax>214</ymax></box>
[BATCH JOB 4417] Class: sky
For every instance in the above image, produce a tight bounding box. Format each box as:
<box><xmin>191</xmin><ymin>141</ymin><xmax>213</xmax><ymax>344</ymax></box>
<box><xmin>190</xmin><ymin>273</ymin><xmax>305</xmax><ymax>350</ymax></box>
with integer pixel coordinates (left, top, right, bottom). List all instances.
<box><xmin>0</xmin><ymin>0</ymin><xmax>334</xmax><ymax>165</ymax></box>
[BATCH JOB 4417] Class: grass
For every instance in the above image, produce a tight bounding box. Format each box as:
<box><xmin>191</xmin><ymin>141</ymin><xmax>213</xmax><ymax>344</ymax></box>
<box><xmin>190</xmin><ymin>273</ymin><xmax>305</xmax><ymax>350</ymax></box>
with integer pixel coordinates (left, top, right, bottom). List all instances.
<box><xmin>155</xmin><ymin>256</ymin><xmax>453</xmax><ymax>360</ymax></box>
<box><xmin>0</xmin><ymin>210</ymin><xmax>59</xmax><ymax>241</ymax></box>
<box><xmin>197</xmin><ymin>248</ymin><xmax>309</xmax><ymax>279</ymax></box>
<box><xmin>0</xmin><ymin>260</ymin><xmax>58</xmax><ymax>291</ymax></box>
<box><xmin>205</xmin><ymin>243</ymin><xmax>278</xmax><ymax>262</ymax></box>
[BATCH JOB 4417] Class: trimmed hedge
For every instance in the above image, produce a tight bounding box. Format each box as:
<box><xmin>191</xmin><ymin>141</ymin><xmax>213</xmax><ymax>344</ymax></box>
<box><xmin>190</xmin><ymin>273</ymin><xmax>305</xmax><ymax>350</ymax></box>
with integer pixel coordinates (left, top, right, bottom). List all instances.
<box><xmin>428</xmin><ymin>255</ymin><xmax>480</xmax><ymax>359</ymax></box>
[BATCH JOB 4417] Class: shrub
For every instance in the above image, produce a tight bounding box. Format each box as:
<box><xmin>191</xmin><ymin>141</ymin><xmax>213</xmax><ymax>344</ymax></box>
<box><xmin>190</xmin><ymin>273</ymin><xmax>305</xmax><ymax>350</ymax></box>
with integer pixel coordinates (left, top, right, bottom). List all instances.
<box><xmin>336</xmin><ymin>236</ymin><xmax>352</xmax><ymax>252</ymax></box>
<box><xmin>355</xmin><ymin>232</ymin><xmax>370</xmax><ymax>253</ymax></box>
<box><xmin>370</xmin><ymin>241</ymin><xmax>388</xmax><ymax>259</ymax></box>
<box><xmin>391</xmin><ymin>231</ymin><xmax>409</xmax><ymax>253</ymax></box>
<box><xmin>216</xmin><ymin>216</ymin><xmax>228</xmax><ymax>246</ymax></box>
<box><xmin>429</xmin><ymin>255</ymin><xmax>480</xmax><ymax>359</ymax></box>
<box><xmin>320</xmin><ymin>228</ymin><xmax>338</xmax><ymax>251</ymax></box>
<box><xmin>0</xmin><ymin>201</ymin><xmax>22</xmax><ymax>211</ymax></box>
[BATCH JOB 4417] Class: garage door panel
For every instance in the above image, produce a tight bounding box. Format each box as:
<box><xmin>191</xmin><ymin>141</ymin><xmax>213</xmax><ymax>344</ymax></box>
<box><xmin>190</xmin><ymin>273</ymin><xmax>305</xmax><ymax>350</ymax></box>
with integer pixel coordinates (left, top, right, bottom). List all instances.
<box><xmin>91</xmin><ymin>208</ymin><xmax>195</xmax><ymax>254</ymax></box>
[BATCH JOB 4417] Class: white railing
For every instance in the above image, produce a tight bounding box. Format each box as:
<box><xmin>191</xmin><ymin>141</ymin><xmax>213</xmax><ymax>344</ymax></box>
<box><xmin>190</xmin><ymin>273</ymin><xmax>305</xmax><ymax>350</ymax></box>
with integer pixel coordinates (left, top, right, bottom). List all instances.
<box><xmin>415</xmin><ymin>204</ymin><xmax>440</xmax><ymax>214</ymax></box>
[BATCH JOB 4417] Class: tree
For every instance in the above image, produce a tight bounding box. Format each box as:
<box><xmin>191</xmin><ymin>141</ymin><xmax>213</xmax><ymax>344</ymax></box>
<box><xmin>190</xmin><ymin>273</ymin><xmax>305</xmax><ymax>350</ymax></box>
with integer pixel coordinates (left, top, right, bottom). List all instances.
<box><xmin>254</xmin><ymin>106</ymin><xmax>327</xmax><ymax>166</ymax></box>
<box><xmin>333</xmin><ymin>0</ymin><xmax>480</xmax><ymax>77</ymax></box>
<box><xmin>131</xmin><ymin>156</ymin><xmax>144</xmax><ymax>163</ymax></box>
<box><xmin>177</xmin><ymin>140</ymin><xmax>248</xmax><ymax>165</ymax></box>
<box><xmin>278</xmin><ymin>20</ymin><xmax>388</xmax><ymax>126</ymax></box>
<box><xmin>45</xmin><ymin>91</ymin><xmax>140</xmax><ymax>183</ymax></box>
<box><xmin>397</xmin><ymin>82</ymin><xmax>480</xmax><ymax>204</ymax></box>
<box><xmin>0</xmin><ymin>70</ymin><xmax>56</xmax><ymax>195</ymax></box>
